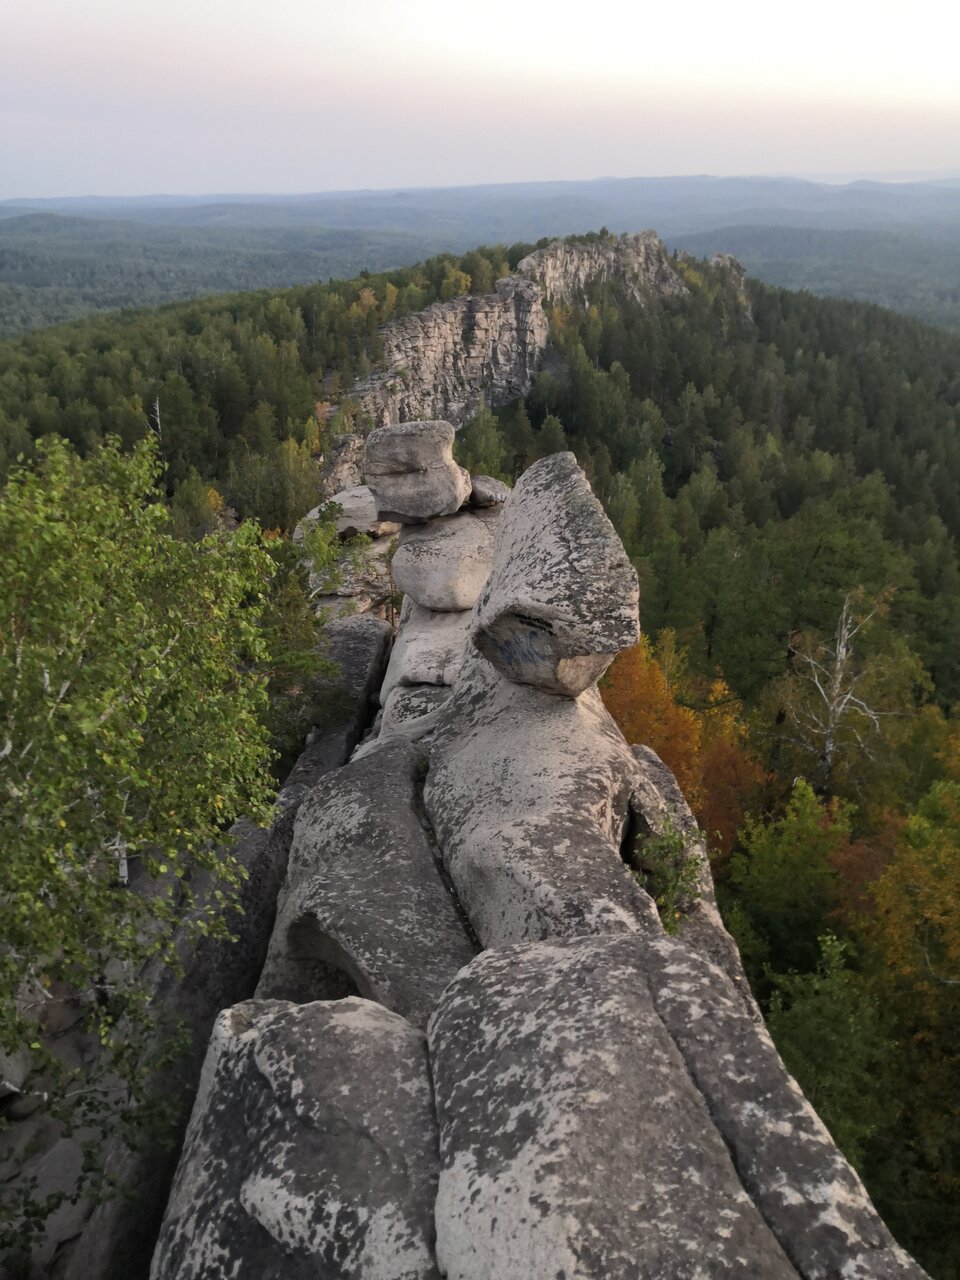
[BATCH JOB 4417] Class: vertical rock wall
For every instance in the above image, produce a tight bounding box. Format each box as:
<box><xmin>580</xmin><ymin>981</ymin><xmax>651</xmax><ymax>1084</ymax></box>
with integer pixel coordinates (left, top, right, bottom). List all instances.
<box><xmin>353</xmin><ymin>232</ymin><xmax>687</xmax><ymax>427</ymax></box>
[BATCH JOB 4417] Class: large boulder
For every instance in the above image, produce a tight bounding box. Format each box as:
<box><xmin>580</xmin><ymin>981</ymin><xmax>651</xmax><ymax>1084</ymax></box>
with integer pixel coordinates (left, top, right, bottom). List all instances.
<box><xmin>423</xmin><ymin>647</ymin><xmax>660</xmax><ymax>946</ymax></box>
<box><xmin>256</xmin><ymin>741</ymin><xmax>476</xmax><ymax>1026</ymax></box>
<box><xmin>471</xmin><ymin>452</ymin><xmax>639</xmax><ymax>696</ymax></box>
<box><xmin>392</xmin><ymin>512</ymin><xmax>494</xmax><ymax>611</ymax></box>
<box><xmin>151</xmin><ymin>999</ymin><xmax>441</xmax><ymax>1280</ymax></box>
<box><xmin>317</xmin><ymin>432</ymin><xmax>365</xmax><ymax>498</ymax></box>
<box><xmin>430</xmin><ymin>933</ymin><xmax>925</xmax><ymax>1280</ymax></box>
<box><xmin>379</xmin><ymin>599</ymin><xmax>472</xmax><ymax>706</ymax></box>
<box><xmin>364</xmin><ymin>421</ymin><xmax>472</xmax><ymax>523</ymax></box>
<box><xmin>428</xmin><ymin>937</ymin><xmax>797</xmax><ymax>1280</ymax></box>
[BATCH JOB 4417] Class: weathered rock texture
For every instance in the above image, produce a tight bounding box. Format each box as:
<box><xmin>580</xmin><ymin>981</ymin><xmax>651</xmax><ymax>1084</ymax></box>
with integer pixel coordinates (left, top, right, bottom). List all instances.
<box><xmin>429</xmin><ymin>939</ymin><xmax>797</xmax><ymax>1280</ymax></box>
<box><xmin>2</xmin><ymin>612</ymin><xmax>391</xmax><ymax>1280</ymax></box>
<box><xmin>151</xmin><ymin>424</ymin><xmax>927</xmax><ymax>1278</ymax></box>
<box><xmin>354</xmin><ymin>232</ymin><xmax>685</xmax><ymax>426</ymax></box>
<box><xmin>473</xmin><ymin>452</ymin><xmax>639</xmax><ymax>695</ymax></box>
<box><xmin>257</xmin><ymin>741</ymin><xmax>476</xmax><ymax>1026</ymax></box>
<box><xmin>151</xmin><ymin>999</ymin><xmax>440</xmax><ymax>1280</ymax></box>
<box><xmin>364</xmin><ymin>420</ymin><xmax>472</xmax><ymax>523</ymax></box>
<box><xmin>392</xmin><ymin>512</ymin><xmax>494</xmax><ymax>611</ymax></box>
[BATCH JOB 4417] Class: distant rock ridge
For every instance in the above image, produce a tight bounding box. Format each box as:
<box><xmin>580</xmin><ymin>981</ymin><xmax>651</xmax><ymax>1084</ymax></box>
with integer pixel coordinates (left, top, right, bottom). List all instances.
<box><xmin>152</xmin><ymin>423</ymin><xmax>928</xmax><ymax>1280</ymax></box>
<box><xmin>353</xmin><ymin>231</ymin><xmax>687</xmax><ymax>427</ymax></box>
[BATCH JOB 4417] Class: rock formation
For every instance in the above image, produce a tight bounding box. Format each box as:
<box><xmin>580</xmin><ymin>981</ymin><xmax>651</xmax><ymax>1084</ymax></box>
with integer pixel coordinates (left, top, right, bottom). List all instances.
<box><xmin>353</xmin><ymin>232</ymin><xmax>686</xmax><ymax>427</ymax></box>
<box><xmin>151</xmin><ymin>424</ymin><xmax>927</xmax><ymax>1280</ymax></box>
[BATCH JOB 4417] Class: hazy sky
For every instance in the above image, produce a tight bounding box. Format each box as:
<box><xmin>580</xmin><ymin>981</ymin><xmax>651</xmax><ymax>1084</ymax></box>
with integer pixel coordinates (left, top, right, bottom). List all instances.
<box><xmin>3</xmin><ymin>0</ymin><xmax>960</xmax><ymax>197</ymax></box>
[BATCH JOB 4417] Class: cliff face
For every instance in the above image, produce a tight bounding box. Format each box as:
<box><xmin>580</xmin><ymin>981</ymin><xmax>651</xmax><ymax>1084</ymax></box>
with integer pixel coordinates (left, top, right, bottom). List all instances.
<box><xmin>516</xmin><ymin>229</ymin><xmax>688</xmax><ymax>304</ymax></box>
<box><xmin>354</xmin><ymin>232</ymin><xmax>686</xmax><ymax>427</ymax></box>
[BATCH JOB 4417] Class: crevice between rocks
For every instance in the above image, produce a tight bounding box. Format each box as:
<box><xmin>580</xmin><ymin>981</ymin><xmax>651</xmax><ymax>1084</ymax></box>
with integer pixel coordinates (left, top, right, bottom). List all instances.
<box><xmin>409</xmin><ymin>748</ymin><xmax>483</xmax><ymax>955</ymax></box>
<box><xmin>640</xmin><ymin>970</ymin><xmax>804</xmax><ymax>1280</ymax></box>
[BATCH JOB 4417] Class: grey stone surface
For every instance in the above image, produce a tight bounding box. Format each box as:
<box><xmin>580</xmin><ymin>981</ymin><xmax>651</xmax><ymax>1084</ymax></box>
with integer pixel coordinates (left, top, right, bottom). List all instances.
<box><xmin>469</xmin><ymin>474</ymin><xmax>511</xmax><ymax>507</ymax></box>
<box><xmin>317</xmin><ymin>432</ymin><xmax>365</xmax><ymax>498</ymax></box>
<box><xmin>641</xmin><ymin>936</ymin><xmax>928</xmax><ymax>1280</ymax></box>
<box><xmin>428</xmin><ymin>937</ymin><xmax>797</xmax><ymax>1280</ymax></box>
<box><xmin>379</xmin><ymin>684</ymin><xmax>452</xmax><ymax>741</ymax></box>
<box><xmin>354</xmin><ymin>279</ymin><xmax>549</xmax><ymax>427</ymax></box>
<box><xmin>392</xmin><ymin>512</ymin><xmax>494</xmax><ymax>611</ymax></box>
<box><xmin>423</xmin><ymin>646</ymin><xmax>660</xmax><ymax>946</ymax></box>
<box><xmin>296</xmin><ymin>485</ymin><xmax>401</xmax><ymax>541</ymax></box>
<box><xmin>364</xmin><ymin>421</ymin><xmax>472</xmax><ymax>523</ymax></box>
<box><xmin>353</xmin><ymin>235</ymin><xmax>687</xmax><ymax>428</ymax></box>
<box><xmin>151</xmin><ymin>998</ymin><xmax>441</xmax><ymax>1280</ymax></box>
<box><xmin>257</xmin><ymin>740</ymin><xmax>476</xmax><ymax>1026</ymax></box>
<box><xmin>472</xmin><ymin>452</ymin><xmax>639</xmax><ymax>696</ymax></box>
<box><xmin>517</xmin><ymin>230</ymin><xmax>687</xmax><ymax>305</ymax></box>
<box><xmin>379</xmin><ymin>598</ymin><xmax>471</xmax><ymax>707</ymax></box>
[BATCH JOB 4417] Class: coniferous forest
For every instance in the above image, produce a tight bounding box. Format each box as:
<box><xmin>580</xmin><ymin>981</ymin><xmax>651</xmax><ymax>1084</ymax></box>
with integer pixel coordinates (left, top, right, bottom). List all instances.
<box><xmin>2</xmin><ymin>243</ymin><xmax>960</xmax><ymax>1275</ymax></box>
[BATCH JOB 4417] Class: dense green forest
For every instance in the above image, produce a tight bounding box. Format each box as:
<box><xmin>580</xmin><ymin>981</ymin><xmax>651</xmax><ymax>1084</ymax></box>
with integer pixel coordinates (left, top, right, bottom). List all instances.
<box><xmin>0</xmin><ymin>213</ymin><xmax>451</xmax><ymax>335</ymax></box>
<box><xmin>456</xmin><ymin>260</ymin><xmax>960</xmax><ymax>1277</ymax></box>
<box><xmin>5</xmin><ymin>173</ymin><xmax>960</xmax><ymax>333</ymax></box>
<box><xmin>2</xmin><ymin>240</ymin><xmax>960</xmax><ymax>1275</ymax></box>
<box><xmin>671</xmin><ymin>223</ymin><xmax>960</xmax><ymax>330</ymax></box>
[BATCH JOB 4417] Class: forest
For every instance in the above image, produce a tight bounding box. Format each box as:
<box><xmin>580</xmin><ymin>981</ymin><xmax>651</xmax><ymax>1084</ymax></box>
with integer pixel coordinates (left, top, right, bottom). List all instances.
<box><xmin>1</xmin><ymin>239</ymin><xmax>959</xmax><ymax>1276</ymax></box>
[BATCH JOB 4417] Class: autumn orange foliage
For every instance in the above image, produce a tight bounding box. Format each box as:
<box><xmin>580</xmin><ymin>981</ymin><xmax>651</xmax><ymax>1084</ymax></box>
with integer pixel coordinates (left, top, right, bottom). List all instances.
<box><xmin>600</xmin><ymin>635</ymin><xmax>766</xmax><ymax>862</ymax></box>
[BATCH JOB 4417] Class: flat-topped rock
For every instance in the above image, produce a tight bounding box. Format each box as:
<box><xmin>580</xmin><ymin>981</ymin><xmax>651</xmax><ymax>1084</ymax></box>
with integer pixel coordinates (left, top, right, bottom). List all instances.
<box><xmin>364</xmin><ymin>421</ymin><xmax>472</xmax><ymax>523</ymax></box>
<box><xmin>151</xmin><ymin>999</ymin><xmax>441</xmax><ymax>1280</ymax></box>
<box><xmin>392</xmin><ymin>512</ymin><xmax>494</xmax><ymax>611</ymax></box>
<box><xmin>472</xmin><ymin>452</ymin><xmax>639</xmax><ymax>696</ymax></box>
<box><xmin>296</xmin><ymin>485</ymin><xmax>401</xmax><ymax>540</ymax></box>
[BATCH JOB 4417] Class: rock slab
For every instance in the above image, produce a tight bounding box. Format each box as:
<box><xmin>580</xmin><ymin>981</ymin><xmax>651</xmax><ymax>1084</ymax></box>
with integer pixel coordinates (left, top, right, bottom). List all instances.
<box><xmin>257</xmin><ymin>740</ymin><xmax>476</xmax><ymax>1026</ymax></box>
<box><xmin>151</xmin><ymin>999</ymin><xmax>441</xmax><ymax>1280</ymax></box>
<box><xmin>428</xmin><ymin>937</ymin><xmax>797</xmax><ymax>1280</ymax></box>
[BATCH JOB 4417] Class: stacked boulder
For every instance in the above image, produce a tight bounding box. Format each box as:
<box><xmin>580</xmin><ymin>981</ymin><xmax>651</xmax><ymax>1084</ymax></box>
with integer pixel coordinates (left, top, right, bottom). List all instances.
<box><xmin>361</xmin><ymin>421</ymin><xmax>501</xmax><ymax>745</ymax></box>
<box><xmin>151</xmin><ymin>426</ymin><xmax>927</xmax><ymax>1280</ymax></box>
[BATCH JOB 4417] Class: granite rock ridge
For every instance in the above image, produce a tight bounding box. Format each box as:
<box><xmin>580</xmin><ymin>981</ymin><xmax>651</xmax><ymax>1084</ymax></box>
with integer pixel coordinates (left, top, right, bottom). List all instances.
<box><xmin>151</xmin><ymin>425</ymin><xmax>928</xmax><ymax>1280</ymax></box>
<box><xmin>353</xmin><ymin>231</ymin><xmax>686</xmax><ymax>427</ymax></box>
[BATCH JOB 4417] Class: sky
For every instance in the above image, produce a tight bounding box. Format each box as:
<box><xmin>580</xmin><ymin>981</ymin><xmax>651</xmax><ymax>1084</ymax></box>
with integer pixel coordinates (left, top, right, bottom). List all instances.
<box><xmin>3</xmin><ymin>0</ymin><xmax>960</xmax><ymax>198</ymax></box>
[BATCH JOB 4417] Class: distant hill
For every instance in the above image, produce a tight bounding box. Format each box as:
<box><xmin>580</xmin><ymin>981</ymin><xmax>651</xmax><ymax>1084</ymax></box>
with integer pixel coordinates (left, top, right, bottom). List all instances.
<box><xmin>668</xmin><ymin>224</ymin><xmax>960</xmax><ymax>330</ymax></box>
<box><xmin>3</xmin><ymin>175</ymin><xmax>960</xmax><ymax>333</ymax></box>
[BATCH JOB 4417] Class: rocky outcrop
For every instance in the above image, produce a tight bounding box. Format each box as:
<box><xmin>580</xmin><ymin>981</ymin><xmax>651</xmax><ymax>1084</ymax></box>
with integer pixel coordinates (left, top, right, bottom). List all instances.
<box><xmin>257</xmin><ymin>741</ymin><xmax>476</xmax><ymax>1026</ymax></box>
<box><xmin>2</xmin><ymin>612</ymin><xmax>392</xmax><ymax>1280</ymax></box>
<box><xmin>151</xmin><ymin>1000</ymin><xmax>440</xmax><ymax>1280</ymax></box>
<box><xmin>364</xmin><ymin>420</ymin><xmax>472</xmax><ymax>523</ymax></box>
<box><xmin>429</xmin><ymin>939</ymin><xmax>797</xmax><ymax>1280</ymax></box>
<box><xmin>517</xmin><ymin>230</ymin><xmax>688</xmax><ymax>305</ymax></box>
<box><xmin>317</xmin><ymin>432</ymin><xmax>365</xmax><ymax>498</ymax></box>
<box><xmin>151</xmin><ymin>425</ymin><xmax>926</xmax><ymax>1280</ymax></box>
<box><xmin>353</xmin><ymin>232</ymin><xmax>686</xmax><ymax>427</ymax></box>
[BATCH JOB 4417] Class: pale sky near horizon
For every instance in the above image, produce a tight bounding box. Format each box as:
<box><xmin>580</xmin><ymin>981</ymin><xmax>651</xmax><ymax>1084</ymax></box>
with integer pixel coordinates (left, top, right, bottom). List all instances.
<box><xmin>3</xmin><ymin>0</ymin><xmax>960</xmax><ymax>198</ymax></box>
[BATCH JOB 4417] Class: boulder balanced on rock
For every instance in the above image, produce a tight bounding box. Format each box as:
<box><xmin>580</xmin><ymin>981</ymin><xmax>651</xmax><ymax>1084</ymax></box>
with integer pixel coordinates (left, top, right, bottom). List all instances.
<box><xmin>472</xmin><ymin>451</ymin><xmax>639</xmax><ymax>696</ymax></box>
<box><xmin>364</xmin><ymin>420</ymin><xmax>472</xmax><ymax>523</ymax></box>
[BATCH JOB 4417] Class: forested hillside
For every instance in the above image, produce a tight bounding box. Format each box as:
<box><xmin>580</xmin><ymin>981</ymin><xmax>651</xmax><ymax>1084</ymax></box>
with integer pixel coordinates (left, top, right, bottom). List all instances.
<box><xmin>2</xmin><ymin>243</ymin><xmax>959</xmax><ymax>1275</ymax></box>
